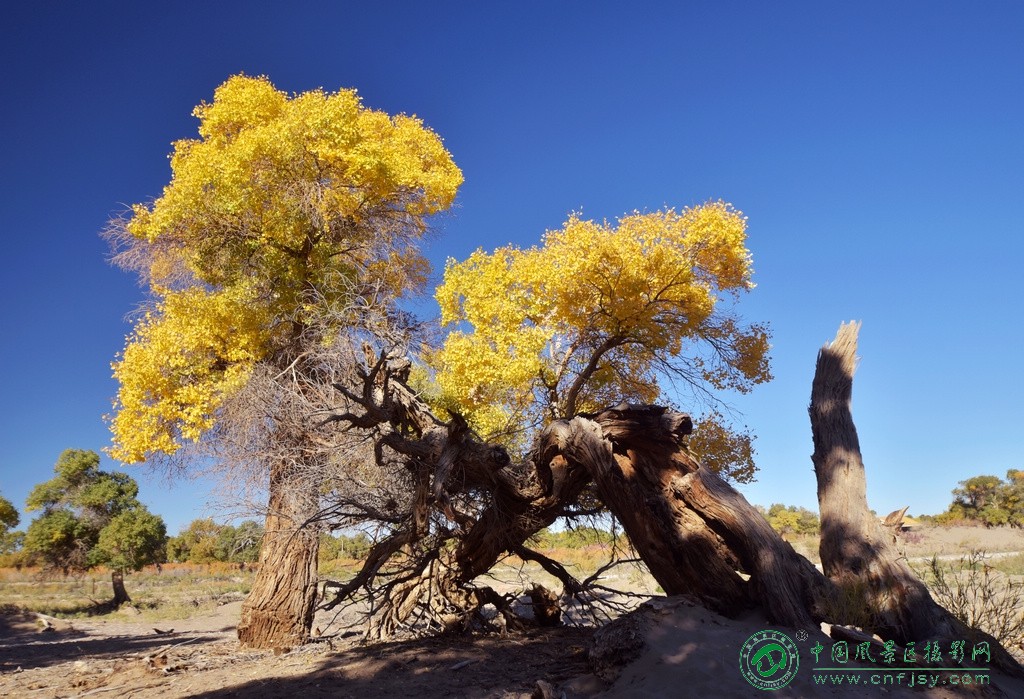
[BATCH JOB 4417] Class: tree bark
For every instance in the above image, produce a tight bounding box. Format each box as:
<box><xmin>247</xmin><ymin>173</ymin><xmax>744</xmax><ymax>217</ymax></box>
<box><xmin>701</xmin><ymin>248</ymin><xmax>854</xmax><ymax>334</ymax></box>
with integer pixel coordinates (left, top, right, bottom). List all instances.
<box><xmin>237</xmin><ymin>462</ymin><xmax>319</xmax><ymax>649</ymax></box>
<box><xmin>811</xmin><ymin>321</ymin><xmax>1022</xmax><ymax>676</ymax></box>
<box><xmin>111</xmin><ymin>569</ymin><xmax>131</xmax><ymax>606</ymax></box>
<box><xmin>564</xmin><ymin>404</ymin><xmax>830</xmax><ymax>629</ymax></box>
<box><xmin>560</xmin><ymin>408</ymin><xmax>747</xmax><ymax>613</ymax></box>
<box><xmin>453</xmin><ymin>450</ymin><xmax>593</xmax><ymax>585</ymax></box>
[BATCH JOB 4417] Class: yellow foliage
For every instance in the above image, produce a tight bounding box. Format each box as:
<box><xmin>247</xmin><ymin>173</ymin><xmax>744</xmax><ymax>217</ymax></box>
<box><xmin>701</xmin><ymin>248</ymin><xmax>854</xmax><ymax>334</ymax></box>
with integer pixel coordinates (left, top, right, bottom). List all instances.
<box><xmin>109</xmin><ymin>74</ymin><xmax>461</xmax><ymax>462</ymax></box>
<box><xmin>686</xmin><ymin>410</ymin><xmax>758</xmax><ymax>484</ymax></box>
<box><xmin>110</xmin><ymin>287</ymin><xmax>269</xmax><ymax>462</ymax></box>
<box><xmin>432</xmin><ymin>203</ymin><xmax>771</xmax><ymax>442</ymax></box>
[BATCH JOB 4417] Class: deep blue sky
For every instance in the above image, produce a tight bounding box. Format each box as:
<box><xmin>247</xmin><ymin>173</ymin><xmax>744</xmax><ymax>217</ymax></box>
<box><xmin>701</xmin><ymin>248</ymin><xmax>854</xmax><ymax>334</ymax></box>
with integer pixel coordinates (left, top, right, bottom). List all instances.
<box><xmin>2</xmin><ymin>2</ymin><xmax>1022</xmax><ymax>535</ymax></box>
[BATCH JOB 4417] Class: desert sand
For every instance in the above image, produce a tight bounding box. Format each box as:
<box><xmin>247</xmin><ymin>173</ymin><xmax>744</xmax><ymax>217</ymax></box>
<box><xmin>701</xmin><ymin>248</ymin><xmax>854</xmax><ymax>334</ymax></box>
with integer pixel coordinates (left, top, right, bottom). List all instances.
<box><xmin>3</xmin><ymin>594</ymin><xmax>1023</xmax><ymax>697</ymax></box>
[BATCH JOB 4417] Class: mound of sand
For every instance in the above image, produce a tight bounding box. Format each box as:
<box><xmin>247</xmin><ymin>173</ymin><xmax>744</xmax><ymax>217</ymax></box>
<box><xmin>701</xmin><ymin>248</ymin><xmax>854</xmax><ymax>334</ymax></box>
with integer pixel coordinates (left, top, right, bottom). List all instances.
<box><xmin>572</xmin><ymin>596</ymin><xmax>1024</xmax><ymax>698</ymax></box>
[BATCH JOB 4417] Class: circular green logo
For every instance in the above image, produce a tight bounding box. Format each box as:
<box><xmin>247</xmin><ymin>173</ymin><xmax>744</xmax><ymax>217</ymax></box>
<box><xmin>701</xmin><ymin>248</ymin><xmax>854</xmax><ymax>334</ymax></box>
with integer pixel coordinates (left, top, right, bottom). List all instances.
<box><xmin>739</xmin><ymin>630</ymin><xmax>800</xmax><ymax>691</ymax></box>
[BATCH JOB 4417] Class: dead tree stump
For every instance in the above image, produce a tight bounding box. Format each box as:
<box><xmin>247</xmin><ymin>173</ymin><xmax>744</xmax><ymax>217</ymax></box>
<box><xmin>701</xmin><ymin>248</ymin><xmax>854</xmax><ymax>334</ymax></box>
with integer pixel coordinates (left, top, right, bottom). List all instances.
<box><xmin>811</xmin><ymin>321</ymin><xmax>1022</xmax><ymax>676</ymax></box>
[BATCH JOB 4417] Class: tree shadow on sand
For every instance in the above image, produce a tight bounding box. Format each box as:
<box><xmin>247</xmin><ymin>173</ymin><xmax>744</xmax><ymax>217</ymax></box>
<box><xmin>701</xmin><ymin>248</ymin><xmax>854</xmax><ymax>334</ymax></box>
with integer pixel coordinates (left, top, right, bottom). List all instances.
<box><xmin>187</xmin><ymin>626</ymin><xmax>595</xmax><ymax>699</ymax></box>
<box><xmin>0</xmin><ymin>619</ymin><xmax>230</xmax><ymax>673</ymax></box>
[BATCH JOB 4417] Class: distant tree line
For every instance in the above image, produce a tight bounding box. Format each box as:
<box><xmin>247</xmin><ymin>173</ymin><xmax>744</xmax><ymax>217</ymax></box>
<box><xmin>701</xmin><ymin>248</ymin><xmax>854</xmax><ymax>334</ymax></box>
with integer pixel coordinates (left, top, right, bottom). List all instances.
<box><xmin>531</xmin><ymin>526</ymin><xmax>619</xmax><ymax>549</ymax></box>
<box><xmin>318</xmin><ymin>531</ymin><xmax>373</xmax><ymax>563</ymax></box>
<box><xmin>932</xmin><ymin>470</ymin><xmax>1024</xmax><ymax>527</ymax></box>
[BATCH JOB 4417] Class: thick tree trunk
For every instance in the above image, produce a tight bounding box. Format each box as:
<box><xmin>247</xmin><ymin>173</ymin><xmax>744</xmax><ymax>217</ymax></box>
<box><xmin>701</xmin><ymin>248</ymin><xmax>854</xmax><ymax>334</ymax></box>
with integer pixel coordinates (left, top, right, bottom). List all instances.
<box><xmin>561</xmin><ymin>405</ymin><xmax>831</xmax><ymax>629</ymax></box>
<box><xmin>812</xmin><ymin>321</ymin><xmax>1022</xmax><ymax>676</ymax></box>
<box><xmin>560</xmin><ymin>409</ymin><xmax>748</xmax><ymax>612</ymax></box>
<box><xmin>454</xmin><ymin>450</ymin><xmax>593</xmax><ymax>585</ymax></box>
<box><xmin>237</xmin><ymin>463</ymin><xmax>319</xmax><ymax>649</ymax></box>
<box><xmin>111</xmin><ymin>569</ymin><xmax>131</xmax><ymax>606</ymax></box>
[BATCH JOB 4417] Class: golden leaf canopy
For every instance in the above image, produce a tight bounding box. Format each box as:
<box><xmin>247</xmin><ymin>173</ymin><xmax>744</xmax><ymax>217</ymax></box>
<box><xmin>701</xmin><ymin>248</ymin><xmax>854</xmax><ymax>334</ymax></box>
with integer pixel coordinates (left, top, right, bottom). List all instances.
<box><xmin>109</xmin><ymin>75</ymin><xmax>462</xmax><ymax>463</ymax></box>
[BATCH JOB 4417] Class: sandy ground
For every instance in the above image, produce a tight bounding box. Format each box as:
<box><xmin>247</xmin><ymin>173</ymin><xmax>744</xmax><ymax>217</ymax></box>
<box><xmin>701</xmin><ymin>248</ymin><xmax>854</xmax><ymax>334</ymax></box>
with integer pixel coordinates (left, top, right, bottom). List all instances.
<box><xmin>4</xmin><ymin>597</ymin><xmax>1024</xmax><ymax>698</ymax></box>
<box><xmin>900</xmin><ymin>526</ymin><xmax>1024</xmax><ymax>559</ymax></box>
<box><xmin>593</xmin><ymin>597</ymin><xmax>1024</xmax><ymax>698</ymax></box>
<box><xmin>0</xmin><ymin>601</ymin><xmax>597</xmax><ymax>698</ymax></box>
<box><xmin>3</xmin><ymin>525</ymin><xmax>1024</xmax><ymax>698</ymax></box>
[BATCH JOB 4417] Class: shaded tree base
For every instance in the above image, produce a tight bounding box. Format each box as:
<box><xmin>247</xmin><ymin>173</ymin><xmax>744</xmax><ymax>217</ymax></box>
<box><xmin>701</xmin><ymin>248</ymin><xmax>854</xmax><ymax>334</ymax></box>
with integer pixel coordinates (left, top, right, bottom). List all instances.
<box><xmin>238</xmin><ymin>465</ymin><xmax>319</xmax><ymax>649</ymax></box>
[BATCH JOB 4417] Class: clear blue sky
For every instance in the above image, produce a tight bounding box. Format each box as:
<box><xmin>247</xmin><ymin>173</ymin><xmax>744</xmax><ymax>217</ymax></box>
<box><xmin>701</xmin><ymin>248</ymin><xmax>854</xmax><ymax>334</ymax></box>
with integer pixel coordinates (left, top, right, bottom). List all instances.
<box><xmin>2</xmin><ymin>2</ymin><xmax>1022</xmax><ymax>535</ymax></box>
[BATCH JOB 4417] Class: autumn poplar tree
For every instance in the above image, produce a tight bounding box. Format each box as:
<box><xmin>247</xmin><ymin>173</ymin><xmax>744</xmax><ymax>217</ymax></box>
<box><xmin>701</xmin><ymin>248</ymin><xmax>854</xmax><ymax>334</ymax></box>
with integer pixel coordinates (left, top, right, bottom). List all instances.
<box><xmin>106</xmin><ymin>75</ymin><xmax>461</xmax><ymax>647</ymax></box>
<box><xmin>431</xmin><ymin>203</ymin><xmax>771</xmax><ymax>482</ymax></box>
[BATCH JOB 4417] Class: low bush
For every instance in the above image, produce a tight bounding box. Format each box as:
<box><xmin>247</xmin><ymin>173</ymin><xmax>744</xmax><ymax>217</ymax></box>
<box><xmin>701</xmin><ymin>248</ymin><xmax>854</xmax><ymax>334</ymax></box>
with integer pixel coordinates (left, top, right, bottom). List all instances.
<box><xmin>920</xmin><ymin>550</ymin><xmax>1024</xmax><ymax>657</ymax></box>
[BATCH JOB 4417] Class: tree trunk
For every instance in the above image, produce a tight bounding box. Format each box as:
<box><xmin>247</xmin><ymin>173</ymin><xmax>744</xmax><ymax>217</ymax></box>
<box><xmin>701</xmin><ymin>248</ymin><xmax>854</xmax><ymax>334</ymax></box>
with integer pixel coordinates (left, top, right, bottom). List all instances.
<box><xmin>811</xmin><ymin>321</ymin><xmax>1022</xmax><ymax>676</ymax></box>
<box><xmin>560</xmin><ymin>409</ymin><xmax>748</xmax><ymax>612</ymax></box>
<box><xmin>237</xmin><ymin>462</ymin><xmax>319</xmax><ymax>649</ymax></box>
<box><xmin>320</xmin><ymin>337</ymin><xmax>1017</xmax><ymax>678</ymax></box>
<box><xmin>453</xmin><ymin>451</ymin><xmax>593</xmax><ymax>585</ymax></box>
<box><xmin>111</xmin><ymin>569</ymin><xmax>131</xmax><ymax>606</ymax></box>
<box><xmin>329</xmin><ymin>351</ymin><xmax>838</xmax><ymax>635</ymax></box>
<box><xmin>562</xmin><ymin>404</ymin><xmax>831</xmax><ymax>629</ymax></box>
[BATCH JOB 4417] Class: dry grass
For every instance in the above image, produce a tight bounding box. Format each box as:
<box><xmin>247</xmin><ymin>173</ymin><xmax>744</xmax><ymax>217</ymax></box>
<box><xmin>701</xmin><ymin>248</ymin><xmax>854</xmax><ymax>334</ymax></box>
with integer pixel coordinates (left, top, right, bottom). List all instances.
<box><xmin>772</xmin><ymin>525</ymin><xmax>1024</xmax><ymax>564</ymax></box>
<box><xmin>0</xmin><ymin>564</ymin><xmax>254</xmax><ymax>621</ymax></box>
<box><xmin>781</xmin><ymin>532</ymin><xmax>820</xmax><ymax>563</ymax></box>
<box><xmin>494</xmin><ymin>546</ymin><xmax>660</xmax><ymax>596</ymax></box>
<box><xmin>990</xmin><ymin>553</ymin><xmax>1024</xmax><ymax>576</ymax></box>
<box><xmin>914</xmin><ymin>550</ymin><xmax>1024</xmax><ymax>659</ymax></box>
<box><xmin>900</xmin><ymin>525</ymin><xmax>1024</xmax><ymax>558</ymax></box>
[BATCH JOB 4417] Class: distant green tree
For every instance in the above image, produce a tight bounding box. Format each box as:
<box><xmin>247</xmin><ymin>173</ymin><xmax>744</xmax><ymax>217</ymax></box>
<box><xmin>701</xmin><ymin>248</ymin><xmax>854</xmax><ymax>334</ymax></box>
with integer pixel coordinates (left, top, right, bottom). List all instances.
<box><xmin>165</xmin><ymin>535</ymin><xmax>188</xmax><ymax>563</ymax></box>
<box><xmin>0</xmin><ymin>530</ymin><xmax>24</xmax><ymax>555</ymax></box>
<box><xmin>979</xmin><ymin>505</ymin><xmax>1010</xmax><ymax>528</ymax></box>
<box><xmin>318</xmin><ymin>533</ymin><xmax>344</xmax><ymax>564</ymax></box>
<box><xmin>167</xmin><ymin>518</ymin><xmax>223</xmax><ymax>563</ymax></box>
<box><xmin>953</xmin><ymin>475</ymin><xmax>1003</xmax><ymax>511</ymax></box>
<box><xmin>530</xmin><ymin>525</ymin><xmax>617</xmax><ymax>549</ymax></box>
<box><xmin>0</xmin><ymin>531</ymin><xmax>26</xmax><ymax>568</ymax></box>
<box><xmin>319</xmin><ymin>531</ymin><xmax>372</xmax><ymax>563</ymax></box>
<box><xmin>0</xmin><ymin>493</ymin><xmax>25</xmax><ymax>567</ymax></box>
<box><xmin>23</xmin><ymin>508</ymin><xmax>87</xmax><ymax>571</ymax></box>
<box><xmin>23</xmin><ymin>449</ymin><xmax>166</xmax><ymax>604</ymax></box>
<box><xmin>796</xmin><ymin>508</ymin><xmax>821</xmax><ymax>535</ymax></box>
<box><xmin>167</xmin><ymin>518</ymin><xmax>264</xmax><ymax>564</ymax></box>
<box><xmin>343</xmin><ymin>532</ymin><xmax>372</xmax><ymax>560</ymax></box>
<box><xmin>94</xmin><ymin>510</ymin><xmax>166</xmax><ymax>573</ymax></box>
<box><xmin>1002</xmin><ymin>470</ymin><xmax>1024</xmax><ymax>528</ymax></box>
<box><xmin>218</xmin><ymin>520</ymin><xmax>264</xmax><ymax>563</ymax></box>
